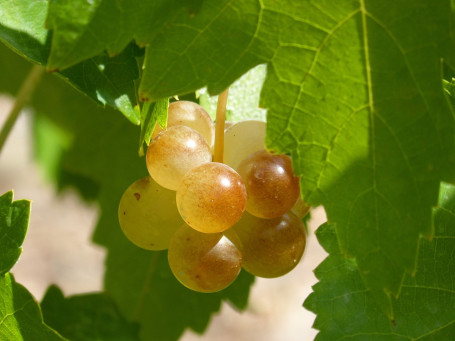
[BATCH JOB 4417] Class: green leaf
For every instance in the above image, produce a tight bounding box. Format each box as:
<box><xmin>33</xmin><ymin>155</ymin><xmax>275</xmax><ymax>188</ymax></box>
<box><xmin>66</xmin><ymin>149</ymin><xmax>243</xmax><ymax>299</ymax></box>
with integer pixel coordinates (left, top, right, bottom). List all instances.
<box><xmin>0</xmin><ymin>273</ymin><xmax>64</xmax><ymax>340</ymax></box>
<box><xmin>134</xmin><ymin>0</ymin><xmax>455</xmax><ymax>312</ymax></box>
<box><xmin>0</xmin><ymin>48</ymin><xmax>254</xmax><ymax>340</ymax></box>
<box><xmin>41</xmin><ymin>285</ymin><xmax>140</xmax><ymax>341</ymax></box>
<box><xmin>0</xmin><ymin>192</ymin><xmax>62</xmax><ymax>339</ymax></box>
<box><xmin>0</xmin><ymin>1</ymin><xmax>139</xmax><ymax>123</ymax></box>
<box><xmin>443</xmin><ymin>78</ymin><xmax>455</xmax><ymax>98</ymax></box>
<box><xmin>32</xmin><ymin>114</ymin><xmax>72</xmax><ymax>183</ymax></box>
<box><xmin>0</xmin><ymin>191</ymin><xmax>30</xmax><ymax>275</ymax></box>
<box><xmin>138</xmin><ymin>98</ymin><xmax>168</xmax><ymax>156</ymax></box>
<box><xmin>304</xmin><ymin>182</ymin><xmax>455</xmax><ymax>340</ymax></box>
<box><xmin>0</xmin><ymin>0</ymin><xmax>50</xmax><ymax>64</ymax></box>
<box><xmin>45</xmin><ymin>0</ymin><xmax>203</xmax><ymax>70</ymax></box>
<box><xmin>56</xmin><ymin>45</ymin><xmax>141</xmax><ymax>125</ymax></box>
<box><xmin>138</xmin><ymin>0</ymin><xmax>264</xmax><ymax>101</ymax></box>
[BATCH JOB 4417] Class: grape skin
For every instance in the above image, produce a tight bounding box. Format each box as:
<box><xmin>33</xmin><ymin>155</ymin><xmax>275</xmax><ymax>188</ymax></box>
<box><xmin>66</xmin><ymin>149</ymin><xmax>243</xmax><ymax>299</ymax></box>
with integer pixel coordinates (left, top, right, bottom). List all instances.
<box><xmin>168</xmin><ymin>224</ymin><xmax>242</xmax><ymax>293</ymax></box>
<box><xmin>237</xmin><ymin>149</ymin><xmax>300</xmax><ymax>219</ymax></box>
<box><xmin>153</xmin><ymin>100</ymin><xmax>215</xmax><ymax>148</ymax></box>
<box><xmin>233</xmin><ymin>211</ymin><xmax>306</xmax><ymax>278</ymax></box>
<box><xmin>223</xmin><ymin>120</ymin><xmax>266</xmax><ymax>171</ymax></box>
<box><xmin>118</xmin><ymin>176</ymin><xmax>183</xmax><ymax>250</ymax></box>
<box><xmin>146</xmin><ymin>125</ymin><xmax>212</xmax><ymax>191</ymax></box>
<box><xmin>176</xmin><ymin>162</ymin><xmax>247</xmax><ymax>233</ymax></box>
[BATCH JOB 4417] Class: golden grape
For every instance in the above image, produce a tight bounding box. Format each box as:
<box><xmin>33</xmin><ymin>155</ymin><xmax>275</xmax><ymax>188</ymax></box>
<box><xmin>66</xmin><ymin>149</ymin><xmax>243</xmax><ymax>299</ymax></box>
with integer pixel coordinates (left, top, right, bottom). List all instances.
<box><xmin>153</xmin><ymin>100</ymin><xmax>214</xmax><ymax>147</ymax></box>
<box><xmin>237</xmin><ymin>150</ymin><xmax>300</xmax><ymax>218</ymax></box>
<box><xmin>146</xmin><ymin>125</ymin><xmax>212</xmax><ymax>190</ymax></box>
<box><xmin>118</xmin><ymin>177</ymin><xmax>183</xmax><ymax>250</ymax></box>
<box><xmin>176</xmin><ymin>162</ymin><xmax>247</xmax><ymax>233</ymax></box>
<box><xmin>233</xmin><ymin>211</ymin><xmax>306</xmax><ymax>278</ymax></box>
<box><xmin>168</xmin><ymin>224</ymin><xmax>242</xmax><ymax>293</ymax></box>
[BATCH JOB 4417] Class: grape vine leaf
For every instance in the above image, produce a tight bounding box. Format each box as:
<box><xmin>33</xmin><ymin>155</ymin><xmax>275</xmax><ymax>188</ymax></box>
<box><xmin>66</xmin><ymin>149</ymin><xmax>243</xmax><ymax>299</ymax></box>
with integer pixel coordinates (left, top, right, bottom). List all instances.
<box><xmin>0</xmin><ymin>0</ymin><xmax>140</xmax><ymax>124</ymax></box>
<box><xmin>41</xmin><ymin>285</ymin><xmax>140</xmax><ymax>341</ymax></box>
<box><xmin>304</xmin><ymin>182</ymin><xmax>455</xmax><ymax>340</ymax></box>
<box><xmin>138</xmin><ymin>98</ymin><xmax>168</xmax><ymax>156</ymax></box>
<box><xmin>0</xmin><ymin>191</ymin><xmax>29</xmax><ymax>276</ymax></box>
<box><xmin>133</xmin><ymin>0</ymin><xmax>455</xmax><ymax>313</ymax></box>
<box><xmin>0</xmin><ymin>274</ymin><xmax>65</xmax><ymax>341</ymax></box>
<box><xmin>45</xmin><ymin>0</ymin><xmax>203</xmax><ymax>70</ymax></box>
<box><xmin>0</xmin><ymin>47</ymin><xmax>254</xmax><ymax>340</ymax></box>
<box><xmin>0</xmin><ymin>192</ymin><xmax>63</xmax><ymax>340</ymax></box>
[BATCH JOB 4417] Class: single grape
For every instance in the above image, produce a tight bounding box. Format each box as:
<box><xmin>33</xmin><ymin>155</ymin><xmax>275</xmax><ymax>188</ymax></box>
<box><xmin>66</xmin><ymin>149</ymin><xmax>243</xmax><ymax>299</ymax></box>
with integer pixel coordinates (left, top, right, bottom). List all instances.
<box><xmin>223</xmin><ymin>120</ymin><xmax>266</xmax><ymax>171</ymax></box>
<box><xmin>233</xmin><ymin>211</ymin><xmax>306</xmax><ymax>278</ymax></box>
<box><xmin>146</xmin><ymin>125</ymin><xmax>212</xmax><ymax>190</ymax></box>
<box><xmin>168</xmin><ymin>224</ymin><xmax>242</xmax><ymax>293</ymax></box>
<box><xmin>176</xmin><ymin>162</ymin><xmax>247</xmax><ymax>233</ymax></box>
<box><xmin>152</xmin><ymin>101</ymin><xmax>215</xmax><ymax>148</ymax></box>
<box><xmin>237</xmin><ymin>149</ymin><xmax>300</xmax><ymax>218</ymax></box>
<box><xmin>118</xmin><ymin>176</ymin><xmax>183</xmax><ymax>250</ymax></box>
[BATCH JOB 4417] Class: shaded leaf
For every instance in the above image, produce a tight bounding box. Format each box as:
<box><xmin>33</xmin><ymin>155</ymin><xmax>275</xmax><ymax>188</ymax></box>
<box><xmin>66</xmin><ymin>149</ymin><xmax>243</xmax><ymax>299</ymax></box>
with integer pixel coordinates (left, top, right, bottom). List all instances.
<box><xmin>0</xmin><ymin>191</ymin><xmax>30</xmax><ymax>275</ymax></box>
<box><xmin>0</xmin><ymin>273</ymin><xmax>64</xmax><ymax>340</ymax></box>
<box><xmin>304</xmin><ymin>183</ymin><xmax>455</xmax><ymax>340</ymax></box>
<box><xmin>57</xmin><ymin>44</ymin><xmax>140</xmax><ymax>125</ymax></box>
<box><xmin>32</xmin><ymin>114</ymin><xmax>72</xmax><ymax>183</ymax></box>
<box><xmin>46</xmin><ymin>0</ymin><xmax>203</xmax><ymax>70</ymax></box>
<box><xmin>41</xmin><ymin>285</ymin><xmax>140</xmax><ymax>341</ymax></box>
<box><xmin>0</xmin><ymin>0</ymin><xmax>139</xmax><ymax>123</ymax></box>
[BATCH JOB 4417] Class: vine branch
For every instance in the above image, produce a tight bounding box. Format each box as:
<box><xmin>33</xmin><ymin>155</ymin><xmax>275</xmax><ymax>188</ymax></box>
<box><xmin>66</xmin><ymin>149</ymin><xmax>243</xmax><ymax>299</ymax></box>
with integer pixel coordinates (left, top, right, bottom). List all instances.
<box><xmin>213</xmin><ymin>88</ymin><xmax>229</xmax><ymax>163</ymax></box>
<box><xmin>0</xmin><ymin>64</ymin><xmax>45</xmax><ymax>154</ymax></box>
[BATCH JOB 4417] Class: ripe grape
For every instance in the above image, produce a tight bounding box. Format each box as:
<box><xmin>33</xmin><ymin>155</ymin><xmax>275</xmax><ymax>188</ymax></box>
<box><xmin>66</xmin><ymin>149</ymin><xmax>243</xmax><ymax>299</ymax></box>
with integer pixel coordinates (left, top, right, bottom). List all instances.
<box><xmin>146</xmin><ymin>125</ymin><xmax>212</xmax><ymax>190</ymax></box>
<box><xmin>153</xmin><ymin>101</ymin><xmax>215</xmax><ymax>148</ymax></box>
<box><xmin>237</xmin><ymin>149</ymin><xmax>300</xmax><ymax>218</ymax></box>
<box><xmin>118</xmin><ymin>177</ymin><xmax>183</xmax><ymax>250</ymax></box>
<box><xmin>223</xmin><ymin>120</ymin><xmax>266</xmax><ymax>170</ymax></box>
<box><xmin>233</xmin><ymin>211</ymin><xmax>306</xmax><ymax>278</ymax></box>
<box><xmin>176</xmin><ymin>162</ymin><xmax>247</xmax><ymax>233</ymax></box>
<box><xmin>168</xmin><ymin>224</ymin><xmax>242</xmax><ymax>293</ymax></box>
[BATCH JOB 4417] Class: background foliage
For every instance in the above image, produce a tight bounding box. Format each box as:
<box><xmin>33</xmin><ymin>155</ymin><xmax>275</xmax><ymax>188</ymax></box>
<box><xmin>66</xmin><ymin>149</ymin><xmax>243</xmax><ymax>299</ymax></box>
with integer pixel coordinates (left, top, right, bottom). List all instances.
<box><xmin>1</xmin><ymin>0</ymin><xmax>455</xmax><ymax>340</ymax></box>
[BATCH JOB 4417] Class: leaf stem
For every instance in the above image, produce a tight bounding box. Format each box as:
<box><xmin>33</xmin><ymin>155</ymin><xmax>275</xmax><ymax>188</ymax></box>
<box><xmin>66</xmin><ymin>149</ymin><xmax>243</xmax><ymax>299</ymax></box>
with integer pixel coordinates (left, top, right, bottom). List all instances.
<box><xmin>0</xmin><ymin>64</ymin><xmax>45</xmax><ymax>155</ymax></box>
<box><xmin>213</xmin><ymin>89</ymin><xmax>229</xmax><ymax>163</ymax></box>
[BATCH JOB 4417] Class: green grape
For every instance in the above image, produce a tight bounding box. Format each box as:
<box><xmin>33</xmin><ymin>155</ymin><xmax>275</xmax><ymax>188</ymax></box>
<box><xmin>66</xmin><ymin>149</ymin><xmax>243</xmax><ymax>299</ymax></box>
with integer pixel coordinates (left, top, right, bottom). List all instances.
<box><xmin>118</xmin><ymin>176</ymin><xmax>183</xmax><ymax>250</ymax></box>
<box><xmin>176</xmin><ymin>162</ymin><xmax>247</xmax><ymax>233</ymax></box>
<box><xmin>223</xmin><ymin>120</ymin><xmax>266</xmax><ymax>170</ymax></box>
<box><xmin>237</xmin><ymin>149</ymin><xmax>300</xmax><ymax>219</ymax></box>
<box><xmin>146</xmin><ymin>125</ymin><xmax>212</xmax><ymax>191</ymax></box>
<box><xmin>153</xmin><ymin>100</ymin><xmax>215</xmax><ymax>148</ymax></box>
<box><xmin>168</xmin><ymin>224</ymin><xmax>242</xmax><ymax>293</ymax></box>
<box><xmin>233</xmin><ymin>211</ymin><xmax>306</xmax><ymax>278</ymax></box>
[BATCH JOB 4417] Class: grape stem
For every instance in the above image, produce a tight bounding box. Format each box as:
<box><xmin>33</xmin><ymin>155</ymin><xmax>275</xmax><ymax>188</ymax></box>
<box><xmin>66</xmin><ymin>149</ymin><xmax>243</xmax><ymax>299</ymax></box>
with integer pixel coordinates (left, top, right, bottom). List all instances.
<box><xmin>0</xmin><ymin>64</ymin><xmax>45</xmax><ymax>155</ymax></box>
<box><xmin>213</xmin><ymin>88</ymin><xmax>229</xmax><ymax>163</ymax></box>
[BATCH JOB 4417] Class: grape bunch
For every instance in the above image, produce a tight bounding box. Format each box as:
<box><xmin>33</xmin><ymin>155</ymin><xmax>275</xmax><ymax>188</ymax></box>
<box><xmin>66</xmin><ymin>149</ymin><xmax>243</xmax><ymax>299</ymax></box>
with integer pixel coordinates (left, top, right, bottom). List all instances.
<box><xmin>118</xmin><ymin>100</ymin><xmax>309</xmax><ymax>293</ymax></box>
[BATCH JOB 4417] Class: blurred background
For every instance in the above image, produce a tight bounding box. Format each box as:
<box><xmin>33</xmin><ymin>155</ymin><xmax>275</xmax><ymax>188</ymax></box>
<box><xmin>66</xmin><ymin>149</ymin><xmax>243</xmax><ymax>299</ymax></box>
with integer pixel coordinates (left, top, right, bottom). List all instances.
<box><xmin>0</xmin><ymin>95</ymin><xmax>328</xmax><ymax>341</ymax></box>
